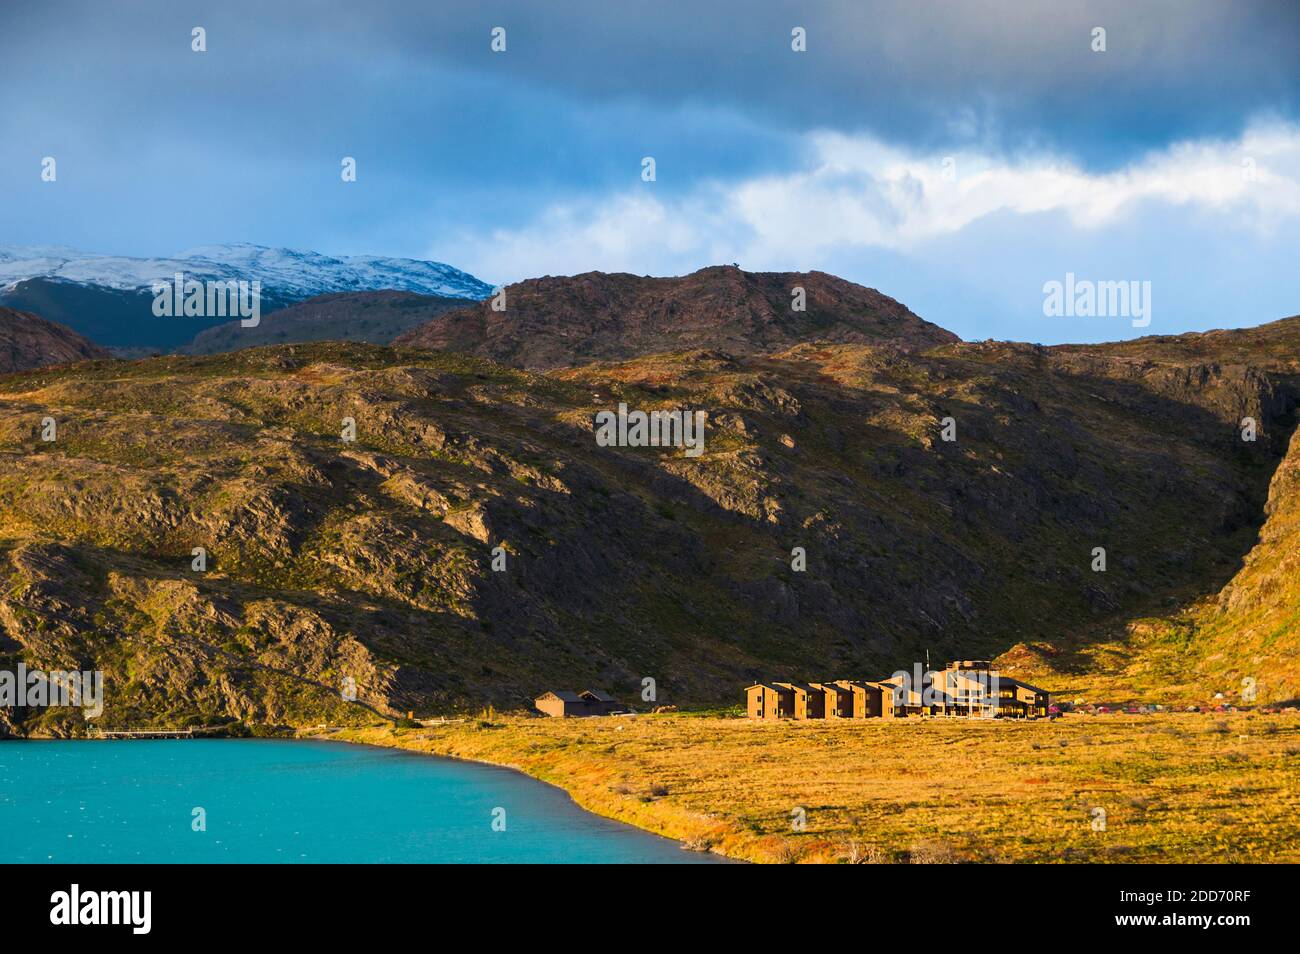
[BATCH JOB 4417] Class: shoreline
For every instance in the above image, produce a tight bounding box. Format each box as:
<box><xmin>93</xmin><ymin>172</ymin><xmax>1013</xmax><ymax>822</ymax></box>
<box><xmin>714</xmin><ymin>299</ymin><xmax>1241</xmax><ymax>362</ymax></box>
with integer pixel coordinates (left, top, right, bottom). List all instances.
<box><xmin>314</xmin><ymin>711</ymin><xmax>1300</xmax><ymax>864</ymax></box>
<box><xmin>304</xmin><ymin>731</ymin><xmax>738</xmax><ymax>862</ymax></box>
<box><xmin>0</xmin><ymin>729</ymin><xmax>739</xmax><ymax>863</ymax></box>
<box><xmin>10</xmin><ymin>710</ymin><xmax>1299</xmax><ymax>864</ymax></box>
<box><xmin>0</xmin><ymin>733</ymin><xmax>725</xmax><ymax>864</ymax></box>
<box><xmin>314</xmin><ymin>723</ymin><xmax>752</xmax><ymax>862</ymax></box>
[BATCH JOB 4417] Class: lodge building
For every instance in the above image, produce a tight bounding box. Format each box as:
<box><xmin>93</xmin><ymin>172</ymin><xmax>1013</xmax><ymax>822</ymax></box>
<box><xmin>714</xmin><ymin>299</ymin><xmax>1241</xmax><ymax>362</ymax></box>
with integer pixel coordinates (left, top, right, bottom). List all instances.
<box><xmin>745</xmin><ymin>661</ymin><xmax>1050</xmax><ymax>720</ymax></box>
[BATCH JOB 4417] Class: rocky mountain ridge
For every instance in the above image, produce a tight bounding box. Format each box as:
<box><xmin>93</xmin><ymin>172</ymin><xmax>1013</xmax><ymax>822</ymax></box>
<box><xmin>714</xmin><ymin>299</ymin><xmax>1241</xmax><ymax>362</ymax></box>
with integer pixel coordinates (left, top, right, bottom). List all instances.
<box><xmin>395</xmin><ymin>266</ymin><xmax>958</xmax><ymax>368</ymax></box>
<box><xmin>0</xmin><ymin>244</ymin><xmax>492</xmax><ymax>350</ymax></box>
<box><xmin>2</xmin><ymin>306</ymin><xmax>1298</xmax><ymax>732</ymax></box>
<box><xmin>0</xmin><ymin>307</ymin><xmax>111</xmax><ymax>373</ymax></box>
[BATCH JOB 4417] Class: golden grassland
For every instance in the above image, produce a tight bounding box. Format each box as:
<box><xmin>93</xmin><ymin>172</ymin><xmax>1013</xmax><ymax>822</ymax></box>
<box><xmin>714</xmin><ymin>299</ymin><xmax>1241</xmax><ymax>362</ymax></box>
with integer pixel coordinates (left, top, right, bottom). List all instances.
<box><xmin>326</xmin><ymin>711</ymin><xmax>1300</xmax><ymax>864</ymax></box>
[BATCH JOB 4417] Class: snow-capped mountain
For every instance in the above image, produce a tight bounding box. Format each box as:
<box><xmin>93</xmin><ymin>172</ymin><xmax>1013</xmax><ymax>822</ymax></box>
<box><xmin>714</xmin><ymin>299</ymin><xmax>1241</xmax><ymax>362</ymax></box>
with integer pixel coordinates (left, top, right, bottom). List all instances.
<box><xmin>0</xmin><ymin>243</ymin><xmax>492</xmax><ymax>301</ymax></box>
<box><xmin>0</xmin><ymin>244</ymin><xmax>493</xmax><ymax>351</ymax></box>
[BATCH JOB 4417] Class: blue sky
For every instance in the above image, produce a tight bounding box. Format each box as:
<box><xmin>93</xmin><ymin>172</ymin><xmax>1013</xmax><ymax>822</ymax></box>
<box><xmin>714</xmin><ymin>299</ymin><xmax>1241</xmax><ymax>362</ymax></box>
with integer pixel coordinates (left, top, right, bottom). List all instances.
<box><xmin>2</xmin><ymin>0</ymin><xmax>1298</xmax><ymax>343</ymax></box>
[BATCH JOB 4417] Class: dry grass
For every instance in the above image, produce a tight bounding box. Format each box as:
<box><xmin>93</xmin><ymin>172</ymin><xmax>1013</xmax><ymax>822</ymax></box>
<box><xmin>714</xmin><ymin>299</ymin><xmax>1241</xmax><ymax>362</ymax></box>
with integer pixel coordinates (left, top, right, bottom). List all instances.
<box><xmin>327</xmin><ymin>711</ymin><xmax>1300</xmax><ymax>864</ymax></box>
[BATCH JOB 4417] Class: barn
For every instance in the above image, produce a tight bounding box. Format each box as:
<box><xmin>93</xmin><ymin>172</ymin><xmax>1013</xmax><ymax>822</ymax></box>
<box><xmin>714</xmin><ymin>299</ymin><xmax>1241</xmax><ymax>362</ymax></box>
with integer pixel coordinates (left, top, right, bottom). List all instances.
<box><xmin>535</xmin><ymin>690</ymin><xmax>587</xmax><ymax>718</ymax></box>
<box><xmin>534</xmin><ymin>689</ymin><xmax>622</xmax><ymax>718</ymax></box>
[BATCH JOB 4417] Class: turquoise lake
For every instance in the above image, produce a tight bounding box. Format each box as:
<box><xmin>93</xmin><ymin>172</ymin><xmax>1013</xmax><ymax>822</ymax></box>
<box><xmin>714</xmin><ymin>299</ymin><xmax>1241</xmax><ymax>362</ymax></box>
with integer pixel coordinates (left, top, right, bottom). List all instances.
<box><xmin>0</xmin><ymin>739</ymin><xmax>725</xmax><ymax>863</ymax></box>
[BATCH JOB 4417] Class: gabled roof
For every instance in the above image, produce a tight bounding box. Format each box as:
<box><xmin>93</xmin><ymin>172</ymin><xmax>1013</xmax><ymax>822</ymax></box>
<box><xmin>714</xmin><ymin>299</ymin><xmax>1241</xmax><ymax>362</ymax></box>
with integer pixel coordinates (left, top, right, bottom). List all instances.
<box><xmin>811</xmin><ymin>681</ymin><xmax>852</xmax><ymax>693</ymax></box>
<box><xmin>580</xmin><ymin>689</ymin><xmax>616</xmax><ymax>702</ymax></box>
<box><xmin>537</xmin><ymin>690</ymin><xmax>583</xmax><ymax>703</ymax></box>
<box><xmin>745</xmin><ymin>682</ymin><xmax>782</xmax><ymax>692</ymax></box>
<box><xmin>775</xmin><ymin>681</ymin><xmax>818</xmax><ymax>694</ymax></box>
<box><xmin>872</xmin><ymin>676</ymin><xmax>908</xmax><ymax>688</ymax></box>
<box><xmin>998</xmin><ymin>677</ymin><xmax>1049</xmax><ymax>695</ymax></box>
<box><xmin>832</xmin><ymin>679</ymin><xmax>877</xmax><ymax>691</ymax></box>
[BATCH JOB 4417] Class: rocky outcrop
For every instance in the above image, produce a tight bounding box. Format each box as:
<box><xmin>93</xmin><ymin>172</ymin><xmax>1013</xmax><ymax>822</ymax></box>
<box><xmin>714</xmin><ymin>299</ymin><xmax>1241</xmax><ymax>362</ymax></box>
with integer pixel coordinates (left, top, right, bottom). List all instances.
<box><xmin>0</xmin><ymin>307</ymin><xmax>110</xmax><ymax>372</ymax></box>
<box><xmin>2</xmin><ymin>320</ymin><xmax>1296</xmax><ymax>728</ymax></box>
<box><xmin>395</xmin><ymin>266</ymin><xmax>958</xmax><ymax>368</ymax></box>
<box><xmin>1160</xmin><ymin>424</ymin><xmax>1300</xmax><ymax>703</ymax></box>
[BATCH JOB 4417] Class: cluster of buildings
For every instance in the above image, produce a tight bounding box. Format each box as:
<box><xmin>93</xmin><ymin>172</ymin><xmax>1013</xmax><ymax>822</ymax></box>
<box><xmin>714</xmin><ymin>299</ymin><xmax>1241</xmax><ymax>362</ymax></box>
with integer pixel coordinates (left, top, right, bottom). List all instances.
<box><xmin>532</xmin><ymin>662</ymin><xmax>1052</xmax><ymax>721</ymax></box>
<box><xmin>745</xmin><ymin>660</ymin><xmax>1051</xmax><ymax>720</ymax></box>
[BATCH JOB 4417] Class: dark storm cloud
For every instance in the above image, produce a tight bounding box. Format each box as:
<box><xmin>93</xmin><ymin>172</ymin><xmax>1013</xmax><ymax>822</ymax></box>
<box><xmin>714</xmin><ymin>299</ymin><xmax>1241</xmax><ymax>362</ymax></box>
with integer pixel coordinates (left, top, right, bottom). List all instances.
<box><xmin>1</xmin><ymin>0</ymin><xmax>1297</xmax><ymax>346</ymax></box>
<box><xmin>365</xmin><ymin>0</ymin><xmax>1300</xmax><ymax>164</ymax></box>
<box><xmin>5</xmin><ymin>0</ymin><xmax>1298</xmax><ymax>167</ymax></box>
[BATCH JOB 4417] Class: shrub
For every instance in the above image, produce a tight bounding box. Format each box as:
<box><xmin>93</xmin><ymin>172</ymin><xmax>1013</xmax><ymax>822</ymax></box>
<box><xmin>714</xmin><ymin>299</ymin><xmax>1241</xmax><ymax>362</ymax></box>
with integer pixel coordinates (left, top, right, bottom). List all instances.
<box><xmin>841</xmin><ymin>840</ymin><xmax>890</xmax><ymax>864</ymax></box>
<box><xmin>908</xmin><ymin>839</ymin><xmax>962</xmax><ymax>864</ymax></box>
<box><xmin>770</xmin><ymin>840</ymin><xmax>801</xmax><ymax>864</ymax></box>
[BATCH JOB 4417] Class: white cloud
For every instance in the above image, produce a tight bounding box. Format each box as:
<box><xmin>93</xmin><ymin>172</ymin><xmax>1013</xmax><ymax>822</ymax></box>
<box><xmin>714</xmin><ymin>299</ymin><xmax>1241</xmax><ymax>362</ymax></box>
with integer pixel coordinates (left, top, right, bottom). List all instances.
<box><xmin>430</xmin><ymin>120</ymin><xmax>1300</xmax><ymax>282</ymax></box>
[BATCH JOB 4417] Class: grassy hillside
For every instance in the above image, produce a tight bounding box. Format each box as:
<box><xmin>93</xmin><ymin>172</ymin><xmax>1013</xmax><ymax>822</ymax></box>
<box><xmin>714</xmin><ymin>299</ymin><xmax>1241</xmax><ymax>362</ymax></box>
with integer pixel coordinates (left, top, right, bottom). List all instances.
<box><xmin>1</xmin><ymin>329</ymin><xmax>1296</xmax><ymax>732</ymax></box>
<box><xmin>1004</xmin><ymin>321</ymin><xmax>1300</xmax><ymax>705</ymax></box>
<box><xmin>1041</xmin><ymin>424</ymin><xmax>1300</xmax><ymax>706</ymax></box>
<box><xmin>336</xmin><ymin>712</ymin><xmax>1300</xmax><ymax>864</ymax></box>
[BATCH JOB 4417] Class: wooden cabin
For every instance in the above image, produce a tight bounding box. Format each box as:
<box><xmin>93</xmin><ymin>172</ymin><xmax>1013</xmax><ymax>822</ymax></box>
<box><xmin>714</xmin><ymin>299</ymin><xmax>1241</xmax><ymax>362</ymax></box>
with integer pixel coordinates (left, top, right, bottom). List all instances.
<box><xmin>862</xmin><ymin>680</ymin><xmax>899</xmax><ymax>718</ymax></box>
<box><xmin>578</xmin><ymin>688</ymin><xmax>621</xmax><ymax>715</ymax></box>
<box><xmin>535</xmin><ymin>690</ymin><xmax>586</xmax><ymax>718</ymax></box>
<box><xmin>745</xmin><ymin>663</ymin><xmax>1052</xmax><ymax>720</ymax></box>
<box><xmin>776</xmin><ymin>682</ymin><xmax>824</xmax><ymax>719</ymax></box>
<box><xmin>832</xmin><ymin>679</ymin><xmax>893</xmax><ymax>718</ymax></box>
<box><xmin>812</xmin><ymin>681</ymin><xmax>854</xmax><ymax>718</ymax></box>
<box><xmin>535</xmin><ymin>688</ymin><xmax>621</xmax><ymax>718</ymax></box>
<box><xmin>745</xmin><ymin>683</ymin><xmax>794</xmax><ymax>720</ymax></box>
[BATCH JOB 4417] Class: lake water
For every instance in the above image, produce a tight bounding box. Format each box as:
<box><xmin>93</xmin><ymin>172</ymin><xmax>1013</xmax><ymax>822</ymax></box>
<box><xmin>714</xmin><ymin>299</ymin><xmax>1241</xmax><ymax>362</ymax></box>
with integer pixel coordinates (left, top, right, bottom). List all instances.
<box><xmin>0</xmin><ymin>739</ymin><xmax>725</xmax><ymax>863</ymax></box>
